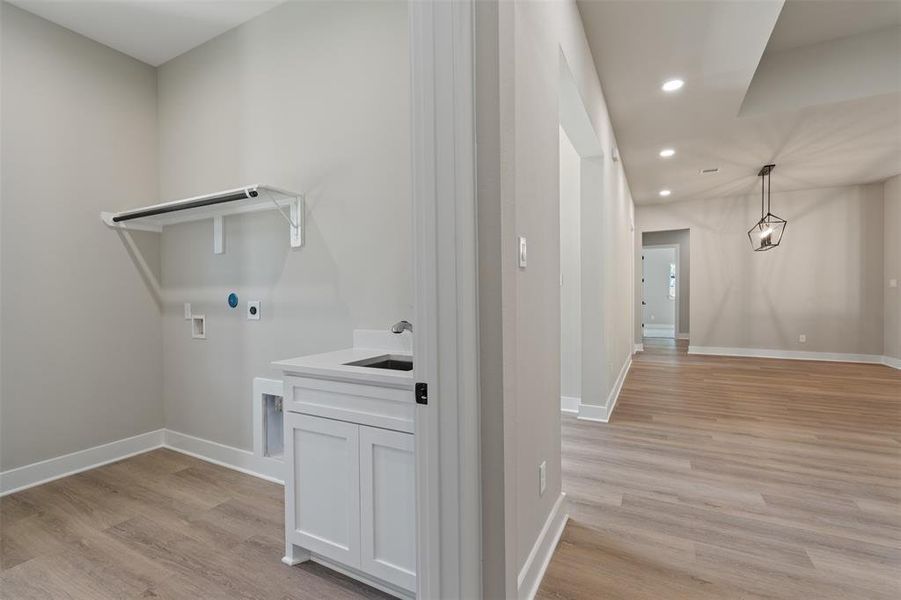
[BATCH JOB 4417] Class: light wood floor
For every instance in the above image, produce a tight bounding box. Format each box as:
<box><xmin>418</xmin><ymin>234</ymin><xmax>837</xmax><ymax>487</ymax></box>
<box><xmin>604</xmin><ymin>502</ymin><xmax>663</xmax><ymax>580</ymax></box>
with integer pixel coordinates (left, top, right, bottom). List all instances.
<box><xmin>0</xmin><ymin>449</ymin><xmax>390</xmax><ymax>599</ymax></box>
<box><xmin>3</xmin><ymin>342</ymin><xmax>899</xmax><ymax>600</ymax></box>
<box><xmin>538</xmin><ymin>338</ymin><xmax>901</xmax><ymax>600</ymax></box>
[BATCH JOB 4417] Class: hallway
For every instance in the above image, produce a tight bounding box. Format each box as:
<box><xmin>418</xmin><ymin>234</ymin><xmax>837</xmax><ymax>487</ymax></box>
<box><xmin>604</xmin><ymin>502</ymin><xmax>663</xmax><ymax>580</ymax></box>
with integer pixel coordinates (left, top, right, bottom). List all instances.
<box><xmin>538</xmin><ymin>339</ymin><xmax>901</xmax><ymax>599</ymax></box>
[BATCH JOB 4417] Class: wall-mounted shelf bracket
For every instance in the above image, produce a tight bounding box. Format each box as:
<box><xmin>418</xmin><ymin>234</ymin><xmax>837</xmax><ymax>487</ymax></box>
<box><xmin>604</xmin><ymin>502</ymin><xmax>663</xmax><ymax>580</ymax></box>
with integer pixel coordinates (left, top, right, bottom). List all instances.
<box><xmin>213</xmin><ymin>216</ymin><xmax>225</xmax><ymax>254</ymax></box>
<box><xmin>101</xmin><ymin>184</ymin><xmax>304</xmax><ymax>254</ymax></box>
<box><xmin>289</xmin><ymin>197</ymin><xmax>303</xmax><ymax>248</ymax></box>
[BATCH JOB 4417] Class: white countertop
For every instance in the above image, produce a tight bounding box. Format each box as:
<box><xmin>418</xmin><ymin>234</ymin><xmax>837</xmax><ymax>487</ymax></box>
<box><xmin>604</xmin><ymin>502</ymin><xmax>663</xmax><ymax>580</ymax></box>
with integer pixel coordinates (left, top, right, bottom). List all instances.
<box><xmin>272</xmin><ymin>346</ymin><xmax>414</xmax><ymax>389</ymax></box>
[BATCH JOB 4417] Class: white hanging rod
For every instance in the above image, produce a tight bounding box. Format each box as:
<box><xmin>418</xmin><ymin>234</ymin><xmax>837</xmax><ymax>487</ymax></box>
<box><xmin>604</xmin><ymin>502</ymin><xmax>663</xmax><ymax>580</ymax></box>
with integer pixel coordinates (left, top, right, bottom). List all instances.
<box><xmin>112</xmin><ymin>185</ymin><xmax>261</xmax><ymax>223</ymax></box>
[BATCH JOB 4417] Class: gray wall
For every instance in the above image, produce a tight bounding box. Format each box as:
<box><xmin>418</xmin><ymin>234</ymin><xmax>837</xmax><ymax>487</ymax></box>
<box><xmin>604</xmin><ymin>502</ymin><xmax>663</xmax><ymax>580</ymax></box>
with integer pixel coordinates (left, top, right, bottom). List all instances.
<box><xmin>156</xmin><ymin>1</ymin><xmax>411</xmax><ymax>450</ymax></box>
<box><xmin>635</xmin><ymin>184</ymin><xmax>885</xmax><ymax>354</ymax></box>
<box><xmin>559</xmin><ymin>127</ymin><xmax>582</xmax><ymax>400</ymax></box>
<box><xmin>0</xmin><ymin>3</ymin><xmax>163</xmax><ymax>470</ymax></box>
<box><xmin>476</xmin><ymin>0</ymin><xmax>635</xmax><ymax>593</ymax></box>
<box><xmin>643</xmin><ymin>229</ymin><xmax>690</xmax><ymax>336</ymax></box>
<box><xmin>885</xmin><ymin>175</ymin><xmax>901</xmax><ymax>360</ymax></box>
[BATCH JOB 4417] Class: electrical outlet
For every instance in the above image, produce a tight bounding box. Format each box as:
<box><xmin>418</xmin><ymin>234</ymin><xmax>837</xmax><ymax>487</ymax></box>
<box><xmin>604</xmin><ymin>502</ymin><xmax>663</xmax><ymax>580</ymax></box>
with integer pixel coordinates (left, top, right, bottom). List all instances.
<box><xmin>191</xmin><ymin>315</ymin><xmax>206</xmax><ymax>339</ymax></box>
<box><xmin>799</xmin><ymin>334</ymin><xmax>806</xmax><ymax>343</ymax></box>
<box><xmin>247</xmin><ymin>301</ymin><xmax>261</xmax><ymax>320</ymax></box>
<box><xmin>184</xmin><ymin>303</ymin><xmax>192</xmax><ymax>320</ymax></box>
<box><xmin>539</xmin><ymin>461</ymin><xmax>547</xmax><ymax>496</ymax></box>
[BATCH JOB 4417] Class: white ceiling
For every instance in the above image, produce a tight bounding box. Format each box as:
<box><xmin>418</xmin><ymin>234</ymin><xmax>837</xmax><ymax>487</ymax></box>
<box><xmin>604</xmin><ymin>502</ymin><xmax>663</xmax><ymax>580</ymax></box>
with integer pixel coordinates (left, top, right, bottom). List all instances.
<box><xmin>9</xmin><ymin>0</ymin><xmax>283</xmax><ymax>66</ymax></box>
<box><xmin>577</xmin><ymin>0</ymin><xmax>901</xmax><ymax>205</ymax></box>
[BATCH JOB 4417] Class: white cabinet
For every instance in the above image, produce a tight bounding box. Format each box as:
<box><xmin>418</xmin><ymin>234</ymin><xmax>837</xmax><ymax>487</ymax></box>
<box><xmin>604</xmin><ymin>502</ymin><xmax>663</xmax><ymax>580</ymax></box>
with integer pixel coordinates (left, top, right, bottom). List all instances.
<box><xmin>284</xmin><ymin>409</ymin><xmax>415</xmax><ymax>596</ymax></box>
<box><xmin>360</xmin><ymin>425</ymin><xmax>416</xmax><ymax>591</ymax></box>
<box><xmin>284</xmin><ymin>412</ymin><xmax>361</xmax><ymax>567</ymax></box>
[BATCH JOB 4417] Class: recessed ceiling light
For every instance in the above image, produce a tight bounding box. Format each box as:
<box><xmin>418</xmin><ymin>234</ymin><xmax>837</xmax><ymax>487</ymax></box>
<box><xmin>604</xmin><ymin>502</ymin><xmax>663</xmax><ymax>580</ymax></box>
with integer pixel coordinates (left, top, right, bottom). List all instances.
<box><xmin>659</xmin><ymin>189</ymin><xmax>671</xmax><ymax>197</ymax></box>
<box><xmin>659</xmin><ymin>148</ymin><xmax>675</xmax><ymax>158</ymax></box>
<box><xmin>662</xmin><ymin>79</ymin><xmax>684</xmax><ymax>92</ymax></box>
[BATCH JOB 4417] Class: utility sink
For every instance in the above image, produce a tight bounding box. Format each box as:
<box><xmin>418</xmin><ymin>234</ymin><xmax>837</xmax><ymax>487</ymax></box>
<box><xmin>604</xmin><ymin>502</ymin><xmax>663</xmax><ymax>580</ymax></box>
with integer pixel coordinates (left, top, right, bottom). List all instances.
<box><xmin>344</xmin><ymin>355</ymin><xmax>413</xmax><ymax>371</ymax></box>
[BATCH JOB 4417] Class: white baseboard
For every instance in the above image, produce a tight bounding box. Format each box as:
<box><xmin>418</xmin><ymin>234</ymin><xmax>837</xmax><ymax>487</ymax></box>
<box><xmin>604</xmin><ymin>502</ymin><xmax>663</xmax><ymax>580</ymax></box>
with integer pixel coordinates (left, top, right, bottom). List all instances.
<box><xmin>516</xmin><ymin>492</ymin><xmax>568</xmax><ymax>600</ymax></box>
<box><xmin>0</xmin><ymin>429</ymin><xmax>165</xmax><ymax>496</ymax></box>
<box><xmin>576</xmin><ymin>355</ymin><xmax>632</xmax><ymax>423</ymax></box>
<box><xmin>633</xmin><ymin>343</ymin><xmax>644</xmax><ymax>353</ymax></box>
<box><xmin>164</xmin><ymin>429</ymin><xmax>284</xmax><ymax>484</ymax></box>
<box><xmin>1</xmin><ymin>428</ymin><xmax>284</xmax><ymax>497</ymax></box>
<box><xmin>312</xmin><ymin>554</ymin><xmax>415</xmax><ymax>600</ymax></box>
<box><xmin>576</xmin><ymin>402</ymin><xmax>606</xmax><ymax>421</ymax></box>
<box><xmin>676</xmin><ymin>333</ymin><xmax>690</xmax><ymax>340</ymax></box>
<box><xmin>605</xmin><ymin>355</ymin><xmax>631</xmax><ymax>420</ymax></box>
<box><xmin>560</xmin><ymin>395</ymin><xmax>580</xmax><ymax>414</ymax></box>
<box><xmin>688</xmin><ymin>345</ymin><xmax>886</xmax><ymax>365</ymax></box>
<box><xmin>644</xmin><ymin>325</ymin><xmax>676</xmax><ymax>337</ymax></box>
<box><xmin>883</xmin><ymin>355</ymin><xmax>901</xmax><ymax>370</ymax></box>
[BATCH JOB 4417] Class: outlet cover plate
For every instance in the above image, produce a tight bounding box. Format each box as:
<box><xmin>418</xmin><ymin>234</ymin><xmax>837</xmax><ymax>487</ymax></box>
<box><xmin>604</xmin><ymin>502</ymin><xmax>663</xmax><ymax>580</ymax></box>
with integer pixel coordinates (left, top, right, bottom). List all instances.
<box><xmin>191</xmin><ymin>315</ymin><xmax>206</xmax><ymax>339</ymax></box>
<box><xmin>247</xmin><ymin>301</ymin><xmax>261</xmax><ymax>320</ymax></box>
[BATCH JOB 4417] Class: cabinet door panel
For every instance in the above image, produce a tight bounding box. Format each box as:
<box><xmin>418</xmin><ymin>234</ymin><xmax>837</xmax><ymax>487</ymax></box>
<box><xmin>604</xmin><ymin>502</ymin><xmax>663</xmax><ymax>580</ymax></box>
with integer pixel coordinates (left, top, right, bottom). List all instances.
<box><xmin>285</xmin><ymin>412</ymin><xmax>360</xmax><ymax>567</ymax></box>
<box><xmin>359</xmin><ymin>426</ymin><xmax>416</xmax><ymax>591</ymax></box>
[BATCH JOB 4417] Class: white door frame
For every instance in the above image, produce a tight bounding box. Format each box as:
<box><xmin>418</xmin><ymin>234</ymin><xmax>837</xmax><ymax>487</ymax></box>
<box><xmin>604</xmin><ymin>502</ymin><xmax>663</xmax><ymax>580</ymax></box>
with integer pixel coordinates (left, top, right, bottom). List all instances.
<box><xmin>641</xmin><ymin>243</ymin><xmax>679</xmax><ymax>338</ymax></box>
<box><xmin>409</xmin><ymin>1</ymin><xmax>481</xmax><ymax>598</ymax></box>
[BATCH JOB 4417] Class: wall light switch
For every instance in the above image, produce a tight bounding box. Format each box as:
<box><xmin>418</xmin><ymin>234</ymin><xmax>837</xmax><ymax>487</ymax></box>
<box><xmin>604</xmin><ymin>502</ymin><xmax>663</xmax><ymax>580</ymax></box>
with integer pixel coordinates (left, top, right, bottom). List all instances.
<box><xmin>539</xmin><ymin>460</ymin><xmax>547</xmax><ymax>496</ymax></box>
<box><xmin>518</xmin><ymin>236</ymin><xmax>527</xmax><ymax>269</ymax></box>
<box><xmin>184</xmin><ymin>303</ymin><xmax>192</xmax><ymax>320</ymax></box>
<box><xmin>799</xmin><ymin>334</ymin><xmax>806</xmax><ymax>343</ymax></box>
<box><xmin>247</xmin><ymin>301</ymin><xmax>261</xmax><ymax>320</ymax></box>
<box><xmin>890</xmin><ymin>278</ymin><xmax>898</xmax><ymax>288</ymax></box>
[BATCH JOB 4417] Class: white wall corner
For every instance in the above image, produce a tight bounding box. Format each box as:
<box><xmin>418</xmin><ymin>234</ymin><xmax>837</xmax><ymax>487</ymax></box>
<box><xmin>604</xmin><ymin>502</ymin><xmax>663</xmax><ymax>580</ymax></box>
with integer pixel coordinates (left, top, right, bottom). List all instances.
<box><xmin>577</xmin><ymin>354</ymin><xmax>632</xmax><ymax>423</ymax></box>
<box><xmin>882</xmin><ymin>355</ymin><xmax>901</xmax><ymax>370</ymax></box>
<box><xmin>1</xmin><ymin>426</ymin><xmax>286</xmax><ymax>498</ymax></box>
<box><xmin>0</xmin><ymin>429</ymin><xmax>165</xmax><ymax>496</ymax></box>
<box><xmin>164</xmin><ymin>429</ymin><xmax>284</xmax><ymax>484</ymax></box>
<box><xmin>604</xmin><ymin>355</ymin><xmax>632</xmax><ymax>421</ymax></box>
<box><xmin>516</xmin><ymin>492</ymin><xmax>569</xmax><ymax>600</ymax></box>
<box><xmin>577</xmin><ymin>402</ymin><xmax>608</xmax><ymax>422</ymax></box>
<box><xmin>560</xmin><ymin>395</ymin><xmax>581</xmax><ymax>414</ymax></box>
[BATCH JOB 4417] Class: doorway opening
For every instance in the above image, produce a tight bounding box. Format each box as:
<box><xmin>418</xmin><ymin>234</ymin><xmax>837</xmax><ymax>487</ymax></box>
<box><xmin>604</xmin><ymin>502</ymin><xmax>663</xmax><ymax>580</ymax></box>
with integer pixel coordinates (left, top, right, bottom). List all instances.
<box><xmin>642</xmin><ymin>245</ymin><xmax>677</xmax><ymax>338</ymax></box>
<box><xmin>641</xmin><ymin>229</ymin><xmax>690</xmax><ymax>342</ymax></box>
<box><xmin>558</xmin><ymin>50</ymin><xmax>604</xmax><ymax>420</ymax></box>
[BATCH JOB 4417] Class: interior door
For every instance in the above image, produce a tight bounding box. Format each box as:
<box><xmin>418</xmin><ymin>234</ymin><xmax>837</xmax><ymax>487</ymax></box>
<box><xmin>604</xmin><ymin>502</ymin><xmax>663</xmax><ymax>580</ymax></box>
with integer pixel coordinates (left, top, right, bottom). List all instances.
<box><xmin>641</xmin><ymin>253</ymin><xmax>647</xmax><ymax>337</ymax></box>
<box><xmin>641</xmin><ymin>246</ymin><xmax>676</xmax><ymax>338</ymax></box>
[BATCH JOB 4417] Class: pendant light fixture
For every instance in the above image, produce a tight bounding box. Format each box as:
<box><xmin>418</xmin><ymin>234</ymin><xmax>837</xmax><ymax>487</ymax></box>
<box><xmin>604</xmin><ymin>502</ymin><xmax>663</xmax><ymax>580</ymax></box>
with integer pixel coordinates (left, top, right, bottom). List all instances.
<box><xmin>747</xmin><ymin>163</ymin><xmax>786</xmax><ymax>251</ymax></box>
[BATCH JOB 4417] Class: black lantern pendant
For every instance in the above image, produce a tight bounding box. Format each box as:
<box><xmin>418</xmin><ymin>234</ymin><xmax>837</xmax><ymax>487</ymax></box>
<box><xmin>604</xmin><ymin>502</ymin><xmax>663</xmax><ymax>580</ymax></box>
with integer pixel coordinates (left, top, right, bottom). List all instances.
<box><xmin>747</xmin><ymin>163</ymin><xmax>786</xmax><ymax>251</ymax></box>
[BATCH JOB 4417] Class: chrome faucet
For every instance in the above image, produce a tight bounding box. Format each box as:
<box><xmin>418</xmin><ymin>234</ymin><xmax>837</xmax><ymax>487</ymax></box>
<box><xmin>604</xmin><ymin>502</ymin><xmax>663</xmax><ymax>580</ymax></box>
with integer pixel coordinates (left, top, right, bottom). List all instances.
<box><xmin>391</xmin><ymin>320</ymin><xmax>412</xmax><ymax>334</ymax></box>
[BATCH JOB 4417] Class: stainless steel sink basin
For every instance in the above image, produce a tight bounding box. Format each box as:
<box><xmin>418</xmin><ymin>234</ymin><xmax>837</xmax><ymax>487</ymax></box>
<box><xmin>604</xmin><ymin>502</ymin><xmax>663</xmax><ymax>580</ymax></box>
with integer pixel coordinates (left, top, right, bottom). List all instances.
<box><xmin>344</xmin><ymin>355</ymin><xmax>413</xmax><ymax>371</ymax></box>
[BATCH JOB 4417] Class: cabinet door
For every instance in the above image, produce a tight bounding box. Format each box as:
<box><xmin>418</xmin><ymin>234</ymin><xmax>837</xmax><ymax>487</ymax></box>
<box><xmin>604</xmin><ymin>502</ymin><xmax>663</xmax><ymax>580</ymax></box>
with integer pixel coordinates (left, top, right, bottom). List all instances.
<box><xmin>359</xmin><ymin>425</ymin><xmax>416</xmax><ymax>591</ymax></box>
<box><xmin>285</xmin><ymin>412</ymin><xmax>361</xmax><ymax>567</ymax></box>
